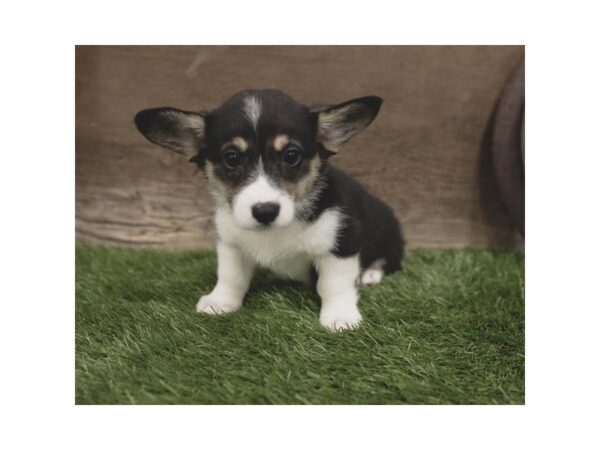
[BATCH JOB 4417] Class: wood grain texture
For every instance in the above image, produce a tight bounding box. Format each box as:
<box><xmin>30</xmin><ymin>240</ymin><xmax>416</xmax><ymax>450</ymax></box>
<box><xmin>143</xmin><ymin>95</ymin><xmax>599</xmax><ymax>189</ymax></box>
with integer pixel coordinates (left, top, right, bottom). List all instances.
<box><xmin>76</xmin><ymin>45</ymin><xmax>525</xmax><ymax>250</ymax></box>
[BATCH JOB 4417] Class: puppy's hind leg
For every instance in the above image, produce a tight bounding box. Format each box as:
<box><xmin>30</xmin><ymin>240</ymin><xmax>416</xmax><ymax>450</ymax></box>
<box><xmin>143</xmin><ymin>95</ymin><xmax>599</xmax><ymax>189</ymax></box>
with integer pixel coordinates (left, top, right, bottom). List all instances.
<box><xmin>360</xmin><ymin>258</ymin><xmax>386</xmax><ymax>286</ymax></box>
<box><xmin>196</xmin><ymin>241</ymin><xmax>255</xmax><ymax>315</ymax></box>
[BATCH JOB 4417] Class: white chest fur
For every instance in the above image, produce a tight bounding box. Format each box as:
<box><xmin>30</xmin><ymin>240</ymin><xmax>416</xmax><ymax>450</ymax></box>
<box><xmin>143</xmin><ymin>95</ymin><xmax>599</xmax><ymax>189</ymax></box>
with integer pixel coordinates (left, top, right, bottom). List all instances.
<box><xmin>214</xmin><ymin>207</ymin><xmax>344</xmax><ymax>282</ymax></box>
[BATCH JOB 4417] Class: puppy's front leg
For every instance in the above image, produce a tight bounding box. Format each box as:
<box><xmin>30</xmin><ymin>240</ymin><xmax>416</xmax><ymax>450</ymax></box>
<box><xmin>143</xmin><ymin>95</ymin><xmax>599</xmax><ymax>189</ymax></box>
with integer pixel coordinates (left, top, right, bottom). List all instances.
<box><xmin>315</xmin><ymin>254</ymin><xmax>362</xmax><ymax>331</ymax></box>
<box><xmin>196</xmin><ymin>241</ymin><xmax>255</xmax><ymax>315</ymax></box>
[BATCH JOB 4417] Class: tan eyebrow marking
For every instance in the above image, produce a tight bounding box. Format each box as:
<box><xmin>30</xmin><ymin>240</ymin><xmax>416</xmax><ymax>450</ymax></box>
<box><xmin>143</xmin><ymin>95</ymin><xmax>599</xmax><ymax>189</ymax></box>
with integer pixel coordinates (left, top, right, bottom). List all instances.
<box><xmin>231</xmin><ymin>136</ymin><xmax>248</xmax><ymax>152</ymax></box>
<box><xmin>272</xmin><ymin>134</ymin><xmax>290</xmax><ymax>152</ymax></box>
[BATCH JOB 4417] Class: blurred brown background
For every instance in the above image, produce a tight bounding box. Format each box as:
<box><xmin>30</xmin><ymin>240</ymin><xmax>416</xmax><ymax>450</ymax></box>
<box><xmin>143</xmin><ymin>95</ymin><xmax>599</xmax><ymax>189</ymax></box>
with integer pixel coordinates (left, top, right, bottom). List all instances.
<box><xmin>76</xmin><ymin>45</ymin><xmax>524</xmax><ymax>251</ymax></box>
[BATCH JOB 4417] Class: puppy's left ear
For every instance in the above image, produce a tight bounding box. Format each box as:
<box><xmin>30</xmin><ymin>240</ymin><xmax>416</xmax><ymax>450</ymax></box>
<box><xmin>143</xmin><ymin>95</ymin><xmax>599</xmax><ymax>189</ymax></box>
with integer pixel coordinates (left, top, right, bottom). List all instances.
<box><xmin>311</xmin><ymin>96</ymin><xmax>382</xmax><ymax>152</ymax></box>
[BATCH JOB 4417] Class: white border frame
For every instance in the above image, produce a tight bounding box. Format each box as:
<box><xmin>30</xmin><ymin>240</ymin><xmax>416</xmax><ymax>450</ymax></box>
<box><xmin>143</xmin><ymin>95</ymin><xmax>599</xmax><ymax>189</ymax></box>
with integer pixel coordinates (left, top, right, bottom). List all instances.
<box><xmin>3</xmin><ymin>1</ymin><xmax>600</xmax><ymax>448</ymax></box>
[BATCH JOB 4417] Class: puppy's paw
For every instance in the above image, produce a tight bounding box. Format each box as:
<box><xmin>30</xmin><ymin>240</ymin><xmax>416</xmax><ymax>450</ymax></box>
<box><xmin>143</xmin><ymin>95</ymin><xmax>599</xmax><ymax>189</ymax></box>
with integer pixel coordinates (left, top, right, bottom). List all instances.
<box><xmin>360</xmin><ymin>268</ymin><xmax>384</xmax><ymax>285</ymax></box>
<box><xmin>195</xmin><ymin>293</ymin><xmax>241</xmax><ymax>315</ymax></box>
<box><xmin>319</xmin><ymin>305</ymin><xmax>362</xmax><ymax>331</ymax></box>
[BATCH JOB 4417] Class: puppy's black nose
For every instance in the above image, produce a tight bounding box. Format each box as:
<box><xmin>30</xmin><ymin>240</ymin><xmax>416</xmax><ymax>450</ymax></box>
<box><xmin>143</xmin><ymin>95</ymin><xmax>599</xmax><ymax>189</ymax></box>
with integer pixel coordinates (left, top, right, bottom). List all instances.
<box><xmin>251</xmin><ymin>202</ymin><xmax>280</xmax><ymax>225</ymax></box>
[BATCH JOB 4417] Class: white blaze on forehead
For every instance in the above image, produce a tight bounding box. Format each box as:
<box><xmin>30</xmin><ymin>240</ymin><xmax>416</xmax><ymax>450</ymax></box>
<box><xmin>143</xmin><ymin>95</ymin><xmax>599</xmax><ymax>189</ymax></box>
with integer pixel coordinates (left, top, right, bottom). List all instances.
<box><xmin>243</xmin><ymin>95</ymin><xmax>262</xmax><ymax>131</ymax></box>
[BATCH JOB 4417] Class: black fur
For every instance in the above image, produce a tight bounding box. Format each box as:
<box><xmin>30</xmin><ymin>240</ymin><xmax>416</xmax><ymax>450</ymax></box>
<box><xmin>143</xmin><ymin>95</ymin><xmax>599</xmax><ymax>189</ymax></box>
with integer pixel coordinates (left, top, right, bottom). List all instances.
<box><xmin>305</xmin><ymin>164</ymin><xmax>404</xmax><ymax>273</ymax></box>
<box><xmin>135</xmin><ymin>89</ymin><xmax>404</xmax><ymax>275</ymax></box>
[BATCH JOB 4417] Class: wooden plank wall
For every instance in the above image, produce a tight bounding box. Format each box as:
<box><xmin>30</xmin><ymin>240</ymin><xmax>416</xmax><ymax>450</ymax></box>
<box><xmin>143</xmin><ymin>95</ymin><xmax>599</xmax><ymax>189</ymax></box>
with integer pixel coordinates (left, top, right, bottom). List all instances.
<box><xmin>76</xmin><ymin>45</ymin><xmax>524</xmax><ymax>251</ymax></box>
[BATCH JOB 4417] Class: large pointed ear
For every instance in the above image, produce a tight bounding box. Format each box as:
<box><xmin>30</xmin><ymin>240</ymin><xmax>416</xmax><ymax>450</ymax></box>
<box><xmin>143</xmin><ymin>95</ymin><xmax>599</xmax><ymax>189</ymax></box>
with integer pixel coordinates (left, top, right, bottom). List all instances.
<box><xmin>311</xmin><ymin>96</ymin><xmax>382</xmax><ymax>152</ymax></box>
<box><xmin>134</xmin><ymin>107</ymin><xmax>205</xmax><ymax>157</ymax></box>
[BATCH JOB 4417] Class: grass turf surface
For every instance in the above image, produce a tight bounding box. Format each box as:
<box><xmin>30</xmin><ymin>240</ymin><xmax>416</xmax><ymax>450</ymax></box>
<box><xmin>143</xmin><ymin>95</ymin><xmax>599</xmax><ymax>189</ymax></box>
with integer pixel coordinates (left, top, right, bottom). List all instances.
<box><xmin>76</xmin><ymin>245</ymin><xmax>524</xmax><ymax>404</ymax></box>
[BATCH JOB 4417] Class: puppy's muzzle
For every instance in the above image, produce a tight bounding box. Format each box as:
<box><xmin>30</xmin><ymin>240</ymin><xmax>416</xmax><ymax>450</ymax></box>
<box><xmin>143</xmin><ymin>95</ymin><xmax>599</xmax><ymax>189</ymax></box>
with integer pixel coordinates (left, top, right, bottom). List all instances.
<box><xmin>251</xmin><ymin>202</ymin><xmax>280</xmax><ymax>225</ymax></box>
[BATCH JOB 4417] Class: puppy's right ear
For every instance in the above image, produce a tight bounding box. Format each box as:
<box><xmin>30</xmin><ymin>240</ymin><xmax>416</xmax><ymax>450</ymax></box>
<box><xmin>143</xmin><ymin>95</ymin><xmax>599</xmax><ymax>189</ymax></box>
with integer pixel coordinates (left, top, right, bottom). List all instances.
<box><xmin>134</xmin><ymin>107</ymin><xmax>205</xmax><ymax>157</ymax></box>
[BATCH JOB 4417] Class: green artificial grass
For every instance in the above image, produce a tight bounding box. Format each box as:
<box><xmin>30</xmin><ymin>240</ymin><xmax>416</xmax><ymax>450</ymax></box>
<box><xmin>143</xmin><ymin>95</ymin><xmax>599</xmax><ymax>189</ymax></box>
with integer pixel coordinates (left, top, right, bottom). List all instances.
<box><xmin>76</xmin><ymin>245</ymin><xmax>524</xmax><ymax>404</ymax></box>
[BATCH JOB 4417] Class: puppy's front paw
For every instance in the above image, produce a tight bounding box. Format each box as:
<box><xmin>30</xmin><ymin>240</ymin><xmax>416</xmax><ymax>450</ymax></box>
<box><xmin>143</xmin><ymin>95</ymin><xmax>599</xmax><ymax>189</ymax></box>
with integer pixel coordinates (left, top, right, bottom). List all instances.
<box><xmin>319</xmin><ymin>305</ymin><xmax>362</xmax><ymax>331</ymax></box>
<box><xmin>195</xmin><ymin>293</ymin><xmax>241</xmax><ymax>315</ymax></box>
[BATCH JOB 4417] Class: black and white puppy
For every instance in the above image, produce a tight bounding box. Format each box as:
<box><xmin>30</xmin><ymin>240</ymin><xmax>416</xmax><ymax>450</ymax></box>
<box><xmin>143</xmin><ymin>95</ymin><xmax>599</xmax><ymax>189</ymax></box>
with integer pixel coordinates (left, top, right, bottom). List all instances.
<box><xmin>135</xmin><ymin>89</ymin><xmax>404</xmax><ymax>331</ymax></box>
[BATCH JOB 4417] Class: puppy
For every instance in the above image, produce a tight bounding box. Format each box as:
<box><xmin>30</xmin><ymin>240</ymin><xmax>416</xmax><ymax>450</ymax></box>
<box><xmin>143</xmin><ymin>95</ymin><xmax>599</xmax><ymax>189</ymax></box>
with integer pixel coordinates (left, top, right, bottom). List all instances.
<box><xmin>135</xmin><ymin>89</ymin><xmax>404</xmax><ymax>331</ymax></box>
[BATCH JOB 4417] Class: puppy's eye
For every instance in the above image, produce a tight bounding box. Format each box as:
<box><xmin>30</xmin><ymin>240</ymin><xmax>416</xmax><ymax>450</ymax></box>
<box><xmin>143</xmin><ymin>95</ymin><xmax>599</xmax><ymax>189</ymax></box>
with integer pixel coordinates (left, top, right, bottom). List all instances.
<box><xmin>282</xmin><ymin>147</ymin><xmax>302</xmax><ymax>167</ymax></box>
<box><xmin>223</xmin><ymin>150</ymin><xmax>241</xmax><ymax>169</ymax></box>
